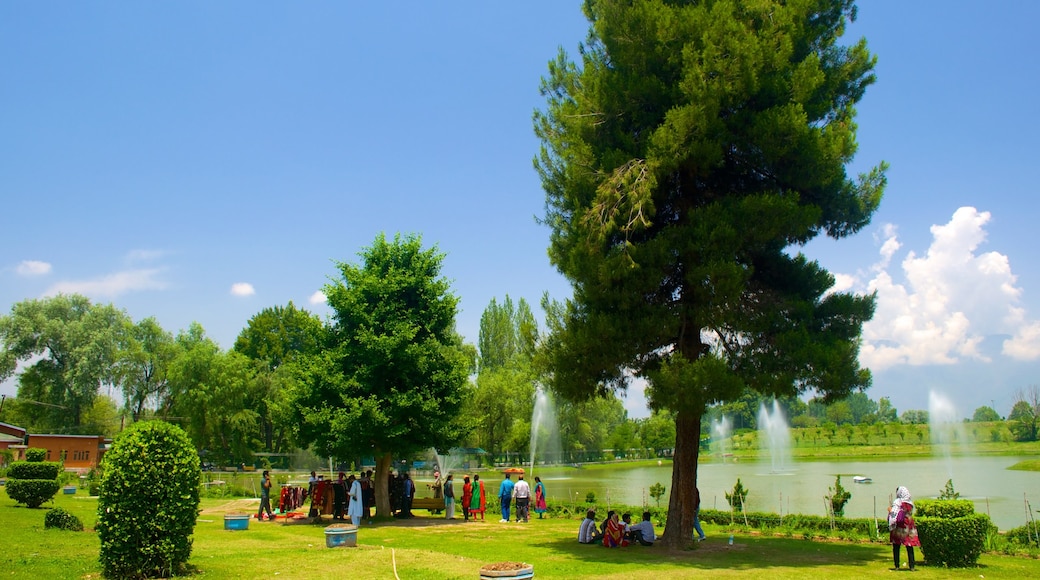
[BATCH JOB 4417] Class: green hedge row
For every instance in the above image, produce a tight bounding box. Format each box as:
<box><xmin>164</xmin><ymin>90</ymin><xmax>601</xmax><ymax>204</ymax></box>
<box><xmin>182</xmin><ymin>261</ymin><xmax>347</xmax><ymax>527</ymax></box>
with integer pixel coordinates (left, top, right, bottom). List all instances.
<box><xmin>697</xmin><ymin>509</ymin><xmax>878</xmax><ymax>535</ymax></box>
<box><xmin>9</xmin><ymin>461</ymin><xmax>61</xmax><ymax>481</ymax></box>
<box><xmin>6</xmin><ymin>479</ymin><xmax>61</xmax><ymax>508</ymax></box>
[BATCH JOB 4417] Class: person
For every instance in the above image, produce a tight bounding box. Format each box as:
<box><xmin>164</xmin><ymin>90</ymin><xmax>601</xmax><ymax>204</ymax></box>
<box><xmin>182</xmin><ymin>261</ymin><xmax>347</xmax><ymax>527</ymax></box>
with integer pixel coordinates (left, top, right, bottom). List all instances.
<box><xmin>332</xmin><ymin>472</ymin><xmax>348</xmax><ymax>520</ymax></box>
<box><xmin>257</xmin><ymin>470</ymin><xmax>275</xmax><ymax>521</ymax></box>
<box><xmin>889</xmin><ymin>486</ymin><xmax>920</xmax><ymax>571</ymax></box>
<box><xmin>693</xmin><ymin>487</ymin><xmax>706</xmax><ymax>541</ymax></box>
<box><xmin>347</xmin><ymin>474</ymin><xmax>363</xmax><ymax>525</ymax></box>
<box><xmin>513</xmin><ymin>475</ymin><xmax>531</xmax><ymax>523</ymax></box>
<box><xmin>432</xmin><ymin>470</ymin><xmax>443</xmax><ymax>498</ymax></box>
<box><xmin>461</xmin><ymin>476</ymin><xmax>473</xmax><ymax>521</ymax></box>
<box><xmin>602</xmin><ymin>510</ymin><xmax>629</xmax><ymax>547</ymax></box>
<box><xmin>360</xmin><ymin>470</ymin><xmax>374</xmax><ymax>520</ymax></box>
<box><xmin>307</xmin><ymin>470</ymin><xmax>318</xmax><ymax>499</ymax></box>
<box><xmin>628</xmin><ymin>511</ymin><xmax>656</xmax><ymax>546</ymax></box>
<box><xmin>443</xmin><ymin>473</ymin><xmax>456</xmax><ymax>519</ymax></box>
<box><xmin>471</xmin><ymin>474</ymin><xmax>486</xmax><ymax>520</ymax></box>
<box><xmin>498</xmin><ymin>473</ymin><xmax>515</xmax><ymax>523</ymax></box>
<box><xmin>399</xmin><ymin>472</ymin><xmax>415</xmax><ymax>518</ymax></box>
<box><xmin>533</xmin><ymin>476</ymin><xmax>547</xmax><ymax>519</ymax></box>
<box><xmin>578</xmin><ymin>509</ymin><xmax>601</xmax><ymax>544</ymax></box>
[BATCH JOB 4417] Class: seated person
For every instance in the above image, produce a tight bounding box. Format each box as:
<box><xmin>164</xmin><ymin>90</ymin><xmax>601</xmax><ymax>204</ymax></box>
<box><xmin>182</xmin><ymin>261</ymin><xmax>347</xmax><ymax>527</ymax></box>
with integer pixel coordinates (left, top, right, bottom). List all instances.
<box><xmin>603</xmin><ymin>511</ymin><xmax>629</xmax><ymax>547</ymax></box>
<box><xmin>627</xmin><ymin>511</ymin><xmax>656</xmax><ymax>546</ymax></box>
<box><xmin>578</xmin><ymin>509</ymin><xmax>601</xmax><ymax>544</ymax></box>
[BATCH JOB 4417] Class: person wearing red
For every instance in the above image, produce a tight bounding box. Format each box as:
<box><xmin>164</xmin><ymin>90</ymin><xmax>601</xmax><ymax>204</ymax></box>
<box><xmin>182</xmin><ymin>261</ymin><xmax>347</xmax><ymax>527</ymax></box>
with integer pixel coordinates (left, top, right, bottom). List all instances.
<box><xmin>461</xmin><ymin>476</ymin><xmax>473</xmax><ymax>521</ymax></box>
<box><xmin>888</xmin><ymin>486</ymin><xmax>920</xmax><ymax>571</ymax></box>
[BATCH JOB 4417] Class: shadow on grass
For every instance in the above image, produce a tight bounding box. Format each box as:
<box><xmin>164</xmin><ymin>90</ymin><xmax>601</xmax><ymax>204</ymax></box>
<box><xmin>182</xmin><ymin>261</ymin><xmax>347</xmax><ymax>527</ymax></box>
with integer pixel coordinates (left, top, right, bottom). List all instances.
<box><xmin>530</xmin><ymin>535</ymin><xmax>887</xmax><ymax>571</ymax></box>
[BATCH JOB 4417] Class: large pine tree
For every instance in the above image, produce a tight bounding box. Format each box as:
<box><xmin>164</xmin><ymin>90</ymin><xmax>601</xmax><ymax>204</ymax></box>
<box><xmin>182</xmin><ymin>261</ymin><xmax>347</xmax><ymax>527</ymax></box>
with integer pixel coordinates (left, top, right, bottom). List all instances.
<box><xmin>535</xmin><ymin>0</ymin><xmax>883</xmax><ymax>547</ymax></box>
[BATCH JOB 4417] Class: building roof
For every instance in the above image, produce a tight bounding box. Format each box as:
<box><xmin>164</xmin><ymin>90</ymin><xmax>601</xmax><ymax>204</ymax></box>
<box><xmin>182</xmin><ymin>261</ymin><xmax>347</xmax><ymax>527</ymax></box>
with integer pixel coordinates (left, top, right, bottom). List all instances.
<box><xmin>28</xmin><ymin>434</ymin><xmax>105</xmax><ymax>440</ymax></box>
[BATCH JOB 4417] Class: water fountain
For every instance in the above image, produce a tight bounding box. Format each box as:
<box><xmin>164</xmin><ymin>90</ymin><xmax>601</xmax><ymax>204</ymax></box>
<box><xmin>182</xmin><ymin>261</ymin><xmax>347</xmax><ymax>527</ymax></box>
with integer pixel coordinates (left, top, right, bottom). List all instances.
<box><xmin>530</xmin><ymin>385</ymin><xmax>562</xmax><ymax>476</ymax></box>
<box><xmin>428</xmin><ymin>447</ymin><xmax>464</xmax><ymax>477</ymax></box>
<box><xmin>757</xmin><ymin>400</ymin><xmax>792</xmax><ymax>473</ymax></box>
<box><xmin>928</xmin><ymin>390</ymin><xmax>966</xmax><ymax>478</ymax></box>
<box><xmin>711</xmin><ymin>415</ymin><xmax>732</xmax><ymax>461</ymax></box>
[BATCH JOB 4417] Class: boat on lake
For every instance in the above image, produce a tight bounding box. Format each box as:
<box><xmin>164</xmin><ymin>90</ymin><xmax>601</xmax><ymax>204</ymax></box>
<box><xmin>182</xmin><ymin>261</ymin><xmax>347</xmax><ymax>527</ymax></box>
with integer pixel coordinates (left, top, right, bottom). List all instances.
<box><xmin>852</xmin><ymin>476</ymin><xmax>872</xmax><ymax>484</ymax></box>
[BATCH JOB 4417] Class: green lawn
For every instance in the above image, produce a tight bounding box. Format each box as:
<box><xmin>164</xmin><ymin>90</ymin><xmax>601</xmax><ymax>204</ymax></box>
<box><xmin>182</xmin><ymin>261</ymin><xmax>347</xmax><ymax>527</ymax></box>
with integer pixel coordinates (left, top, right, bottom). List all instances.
<box><xmin>4</xmin><ymin>489</ymin><xmax>1040</xmax><ymax>579</ymax></box>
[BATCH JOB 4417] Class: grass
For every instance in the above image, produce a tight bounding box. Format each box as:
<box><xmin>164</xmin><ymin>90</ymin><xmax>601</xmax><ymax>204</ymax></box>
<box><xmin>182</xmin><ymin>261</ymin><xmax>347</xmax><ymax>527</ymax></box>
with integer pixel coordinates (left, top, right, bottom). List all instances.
<box><xmin>5</xmin><ymin>489</ymin><xmax>1040</xmax><ymax>579</ymax></box>
<box><xmin>1008</xmin><ymin>459</ymin><xmax>1040</xmax><ymax>472</ymax></box>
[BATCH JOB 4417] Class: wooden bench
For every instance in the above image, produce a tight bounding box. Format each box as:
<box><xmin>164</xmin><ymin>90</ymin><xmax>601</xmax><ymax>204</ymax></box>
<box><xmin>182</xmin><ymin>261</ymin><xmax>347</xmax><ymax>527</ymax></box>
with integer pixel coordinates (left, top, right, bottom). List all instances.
<box><xmin>410</xmin><ymin>497</ymin><xmax>446</xmax><ymax>511</ymax></box>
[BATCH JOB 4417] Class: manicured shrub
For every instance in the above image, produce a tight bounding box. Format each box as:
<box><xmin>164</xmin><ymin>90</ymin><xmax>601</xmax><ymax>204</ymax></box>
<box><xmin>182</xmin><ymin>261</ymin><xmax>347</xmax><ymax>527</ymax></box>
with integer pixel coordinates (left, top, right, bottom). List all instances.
<box><xmin>44</xmin><ymin>506</ymin><xmax>84</xmax><ymax>531</ymax></box>
<box><xmin>1004</xmin><ymin>524</ymin><xmax>1040</xmax><ymax>547</ymax></box>
<box><xmin>9</xmin><ymin>461</ymin><xmax>61</xmax><ymax>480</ymax></box>
<box><xmin>915</xmin><ymin>500</ymin><xmax>993</xmax><ymax>568</ymax></box>
<box><xmin>5</xmin><ymin>478</ymin><xmax>61</xmax><ymax>508</ymax></box>
<box><xmin>25</xmin><ymin>448</ymin><xmax>47</xmax><ymax>462</ymax></box>
<box><xmin>916</xmin><ymin>499</ymin><xmax>974</xmax><ymax>519</ymax></box>
<box><xmin>96</xmin><ymin>421</ymin><xmax>201</xmax><ymax>579</ymax></box>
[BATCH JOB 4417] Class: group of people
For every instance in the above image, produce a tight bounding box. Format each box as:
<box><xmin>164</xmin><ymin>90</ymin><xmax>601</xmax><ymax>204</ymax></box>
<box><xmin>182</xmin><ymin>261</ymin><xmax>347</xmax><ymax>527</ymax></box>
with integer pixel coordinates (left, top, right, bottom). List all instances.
<box><xmin>496</xmin><ymin>473</ymin><xmax>548</xmax><ymax>523</ymax></box>
<box><xmin>578</xmin><ymin>509</ymin><xmax>656</xmax><ymax>547</ymax></box>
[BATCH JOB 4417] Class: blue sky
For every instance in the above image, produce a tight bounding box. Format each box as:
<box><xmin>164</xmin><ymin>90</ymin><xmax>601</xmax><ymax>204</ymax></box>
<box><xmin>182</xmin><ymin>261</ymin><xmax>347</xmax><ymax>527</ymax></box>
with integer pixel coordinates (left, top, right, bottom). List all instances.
<box><xmin>2</xmin><ymin>1</ymin><xmax>1038</xmax><ymax>421</ymax></box>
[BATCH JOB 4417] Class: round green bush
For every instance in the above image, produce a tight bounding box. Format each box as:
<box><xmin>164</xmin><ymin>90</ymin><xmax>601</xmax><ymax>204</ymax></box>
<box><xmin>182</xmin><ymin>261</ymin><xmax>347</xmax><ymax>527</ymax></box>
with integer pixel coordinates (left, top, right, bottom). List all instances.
<box><xmin>5</xmin><ymin>478</ymin><xmax>61</xmax><ymax>508</ymax></box>
<box><xmin>96</xmin><ymin>421</ymin><xmax>201</xmax><ymax>579</ymax></box>
<box><xmin>44</xmin><ymin>506</ymin><xmax>84</xmax><ymax>531</ymax></box>
<box><xmin>917</xmin><ymin>512</ymin><xmax>994</xmax><ymax>567</ymax></box>
<box><xmin>25</xmin><ymin>448</ymin><xmax>47</xmax><ymax>462</ymax></box>
<box><xmin>9</xmin><ymin>461</ymin><xmax>61</xmax><ymax>480</ymax></box>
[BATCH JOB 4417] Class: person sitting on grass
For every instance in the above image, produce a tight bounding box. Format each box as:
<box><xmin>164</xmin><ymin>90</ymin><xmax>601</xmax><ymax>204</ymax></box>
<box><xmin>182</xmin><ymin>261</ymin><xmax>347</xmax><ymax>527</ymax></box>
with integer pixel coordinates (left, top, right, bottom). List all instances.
<box><xmin>602</xmin><ymin>510</ymin><xmax>629</xmax><ymax>547</ymax></box>
<box><xmin>578</xmin><ymin>509</ymin><xmax>601</xmax><ymax>544</ymax></box>
<box><xmin>627</xmin><ymin>511</ymin><xmax>655</xmax><ymax>546</ymax></box>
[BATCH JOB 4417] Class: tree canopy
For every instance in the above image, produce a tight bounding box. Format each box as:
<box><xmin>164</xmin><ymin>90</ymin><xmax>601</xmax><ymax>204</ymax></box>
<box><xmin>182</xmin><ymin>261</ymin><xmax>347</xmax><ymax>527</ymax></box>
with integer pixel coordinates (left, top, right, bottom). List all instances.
<box><xmin>535</xmin><ymin>0</ymin><xmax>882</xmax><ymax>547</ymax></box>
<box><xmin>290</xmin><ymin>233</ymin><xmax>473</xmax><ymax>516</ymax></box>
<box><xmin>0</xmin><ymin>294</ymin><xmax>129</xmax><ymax>431</ymax></box>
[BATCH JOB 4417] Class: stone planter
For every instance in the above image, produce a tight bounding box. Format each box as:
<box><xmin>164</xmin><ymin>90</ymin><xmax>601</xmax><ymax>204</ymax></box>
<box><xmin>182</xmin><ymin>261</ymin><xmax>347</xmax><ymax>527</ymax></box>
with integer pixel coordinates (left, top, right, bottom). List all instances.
<box><xmin>224</xmin><ymin>513</ymin><xmax>251</xmax><ymax>531</ymax></box>
<box><xmin>62</xmin><ymin>485</ymin><xmax>77</xmax><ymax>495</ymax></box>
<box><xmin>479</xmin><ymin>562</ymin><xmax>533</xmax><ymax>579</ymax></box>
<box><xmin>325</xmin><ymin>524</ymin><xmax>358</xmax><ymax>548</ymax></box>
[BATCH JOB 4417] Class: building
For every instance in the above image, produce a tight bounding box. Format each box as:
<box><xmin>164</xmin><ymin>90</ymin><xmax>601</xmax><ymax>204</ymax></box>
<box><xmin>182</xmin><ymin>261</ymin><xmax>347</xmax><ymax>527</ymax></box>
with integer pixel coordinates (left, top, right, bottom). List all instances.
<box><xmin>0</xmin><ymin>422</ymin><xmax>27</xmax><ymax>465</ymax></box>
<box><xmin>25</xmin><ymin>434</ymin><xmax>109</xmax><ymax>471</ymax></box>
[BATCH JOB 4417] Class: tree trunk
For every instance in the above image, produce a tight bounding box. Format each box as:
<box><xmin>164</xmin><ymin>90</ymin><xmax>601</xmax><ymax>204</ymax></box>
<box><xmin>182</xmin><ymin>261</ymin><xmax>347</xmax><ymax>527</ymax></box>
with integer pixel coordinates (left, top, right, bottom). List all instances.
<box><xmin>374</xmin><ymin>451</ymin><xmax>393</xmax><ymax>518</ymax></box>
<box><xmin>660</xmin><ymin>409</ymin><xmax>702</xmax><ymax>548</ymax></box>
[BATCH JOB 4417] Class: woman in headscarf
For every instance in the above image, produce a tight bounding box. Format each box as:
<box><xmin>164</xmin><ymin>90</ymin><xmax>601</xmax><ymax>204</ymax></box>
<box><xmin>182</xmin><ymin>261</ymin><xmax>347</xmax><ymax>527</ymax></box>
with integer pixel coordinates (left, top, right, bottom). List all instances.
<box><xmin>888</xmin><ymin>486</ymin><xmax>920</xmax><ymax>571</ymax></box>
<box><xmin>533</xmin><ymin>476</ymin><xmax>547</xmax><ymax>519</ymax></box>
<box><xmin>602</xmin><ymin>510</ymin><xmax>629</xmax><ymax>547</ymax></box>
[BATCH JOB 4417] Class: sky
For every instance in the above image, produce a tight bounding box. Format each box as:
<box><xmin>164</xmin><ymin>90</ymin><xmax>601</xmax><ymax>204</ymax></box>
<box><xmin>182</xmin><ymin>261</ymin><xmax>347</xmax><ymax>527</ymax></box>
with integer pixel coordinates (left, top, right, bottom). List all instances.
<box><xmin>2</xmin><ymin>1</ymin><xmax>1039</xmax><ymax>422</ymax></box>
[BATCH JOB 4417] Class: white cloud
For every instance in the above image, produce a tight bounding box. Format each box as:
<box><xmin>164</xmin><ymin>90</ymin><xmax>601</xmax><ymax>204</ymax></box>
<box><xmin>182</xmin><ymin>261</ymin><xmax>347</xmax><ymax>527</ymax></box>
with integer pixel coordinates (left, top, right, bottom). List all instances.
<box><xmin>309</xmin><ymin>290</ymin><xmax>327</xmax><ymax>305</ymax></box>
<box><xmin>125</xmin><ymin>249</ymin><xmax>166</xmax><ymax>264</ymax></box>
<box><xmin>16</xmin><ymin>260</ymin><xmax>52</xmax><ymax>276</ymax></box>
<box><xmin>230</xmin><ymin>282</ymin><xmax>256</xmax><ymax>297</ymax></box>
<box><xmin>44</xmin><ymin>268</ymin><xmax>167</xmax><ymax>298</ymax></box>
<box><xmin>845</xmin><ymin>207</ymin><xmax>1040</xmax><ymax>370</ymax></box>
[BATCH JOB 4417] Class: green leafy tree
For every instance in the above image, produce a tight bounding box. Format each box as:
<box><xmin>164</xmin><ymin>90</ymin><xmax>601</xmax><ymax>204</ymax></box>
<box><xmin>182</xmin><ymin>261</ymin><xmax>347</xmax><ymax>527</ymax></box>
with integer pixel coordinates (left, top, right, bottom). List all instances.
<box><xmin>971</xmin><ymin>405</ymin><xmax>1000</xmax><ymax>422</ymax></box>
<box><xmin>1008</xmin><ymin>387</ymin><xmax>1039</xmax><ymax>441</ymax></box>
<box><xmin>900</xmin><ymin>409</ymin><xmax>929</xmax><ymax>425</ymax></box>
<box><xmin>116</xmin><ymin>317</ymin><xmax>176</xmax><ymax>423</ymax></box>
<box><xmin>725</xmin><ymin>478</ymin><xmax>749</xmax><ymax>513</ymax></box>
<box><xmin>80</xmin><ymin>395</ymin><xmax>121</xmax><ymax>438</ymax></box>
<box><xmin>649</xmin><ymin>482</ymin><xmax>666</xmax><ymax>507</ymax></box>
<box><xmin>290</xmin><ymin>233</ymin><xmax>472</xmax><ymax>517</ymax></box>
<box><xmin>845</xmin><ymin>391</ymin><xmax>878</xmax><ymax>424</ymax></box>
<box><xmin>97</xmin><ymin>421</ymin><xmax>200</xmax><ymax>578</ymax></box>
<box><xmin>166</xmin><ymin>324</ymin><xmax>260</xmax><ymax>465</ymax></box>
<box><xmin>638</xmin><ymin>410</ymin><xmax>677</xmax><ymax>451</ymax></box>
<box><xmin>876</xmin><ymin>396</ymin><xmax>898</xmax><ymax>423</ymax></box>
<box><xmin>467</xmin><ymin>296</ymin><xmax>539</xmax><ymax>456</ymax></box>
<box><xmin>0</xmin><ymin>294</ymin><xmax>129</xmax><ymax>432</ymax></box>
<box><xmin>938</xmin><ymin>478</ymin><xmax>960</xmax><ymax>500</ymax></box>
<box><xmin>828</xmin><ymin>475</ymin><xmax>852</xmax><ymax>517</ymax></box>
<box><xmin>234</xmin><ymin>302</ymin><xmax>323</xmax><ymax>454</ymax></box>
<box><xmin>535</xmin><ymin>0</ymin><xmax>881</xmax><ymax>546</ymax></box>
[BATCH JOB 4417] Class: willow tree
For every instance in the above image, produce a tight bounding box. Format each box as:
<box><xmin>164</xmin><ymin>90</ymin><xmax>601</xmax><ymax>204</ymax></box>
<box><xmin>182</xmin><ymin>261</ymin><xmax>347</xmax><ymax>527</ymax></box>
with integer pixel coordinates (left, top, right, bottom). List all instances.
<box><xmin>290</xmin><ymin>233</ymin><xmax>473</xmax><ymax>517</ymax></box>
<box><xmin>535</xmin><ymin>0</ymin><xmax>883</xmax><ymax>547</ymax></box>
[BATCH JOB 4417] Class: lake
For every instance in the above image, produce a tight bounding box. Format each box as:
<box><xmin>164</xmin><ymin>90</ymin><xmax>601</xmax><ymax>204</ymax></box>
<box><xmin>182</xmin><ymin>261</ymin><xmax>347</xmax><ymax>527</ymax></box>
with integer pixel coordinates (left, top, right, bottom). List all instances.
<box><xmin>515</xmin><ymin>455</ymin><xmax>1040</xmax><ymax>531</ymax></box>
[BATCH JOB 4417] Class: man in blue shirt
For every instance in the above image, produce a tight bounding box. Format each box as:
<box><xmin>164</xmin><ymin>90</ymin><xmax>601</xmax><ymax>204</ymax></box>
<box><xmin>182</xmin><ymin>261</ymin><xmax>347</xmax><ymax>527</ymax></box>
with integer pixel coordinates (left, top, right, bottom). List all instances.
<box><xmin>498</xmin><ymin>473</ymin><xmax>515</xmax><ymax>523</ymax></box>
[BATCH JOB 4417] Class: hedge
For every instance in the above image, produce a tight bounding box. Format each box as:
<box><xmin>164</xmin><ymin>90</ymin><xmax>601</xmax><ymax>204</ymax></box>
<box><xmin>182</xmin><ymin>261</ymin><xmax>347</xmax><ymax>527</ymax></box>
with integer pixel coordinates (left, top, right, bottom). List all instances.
<box><xmin>25</xmin><ymin>448</ymin><xmax>46</xmax><ymax>462</ymax></box>
<box><xmin>5</xmin><ymin>479</ymin><xmax>61</xmax><ymax>508</ymax></box>
<box><xmin>9</xmin><ymin>461</ymin><xmax>61</xmax><ymax>481</ymax></box>
<box><xmin>914</xmin><ymin>499</ymin><xmax>994</xmax><ymax>567</ymax></box>
<box><xmin>697</xmin><ymin>508</ymin><xmax>878</xmax><ymax>536</ymax></box>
